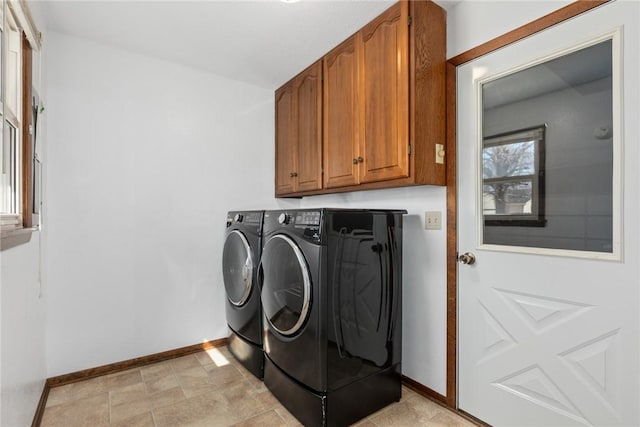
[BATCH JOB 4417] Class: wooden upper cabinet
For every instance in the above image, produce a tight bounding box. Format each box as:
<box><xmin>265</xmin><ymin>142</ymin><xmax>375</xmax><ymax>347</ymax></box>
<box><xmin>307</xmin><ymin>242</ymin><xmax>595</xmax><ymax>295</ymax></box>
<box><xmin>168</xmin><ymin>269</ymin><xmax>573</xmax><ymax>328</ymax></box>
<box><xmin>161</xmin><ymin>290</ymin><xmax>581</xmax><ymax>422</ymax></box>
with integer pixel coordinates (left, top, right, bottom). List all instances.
<box><xmin>276</xmin><ymin>0</ymin><xmax>446</xmax><ymax>197</ymax></box>
<box><xmin>275</xmin><ymin>83</ymin><xmax>296</xmax><ymax>195</ymax></box>
<box><xmin>360</xmin><ymin>2</ymin><xmax>409</xmax><ymax>183</ymax></box>
<box><xmin>323</xmin><ymin>34</ymin><xmax>361</xmax><ymax>189</ymax></box>
<box><xmin>294</xmin><ymin>61</ymin><xmax>323</xmax><ymax>193</ymax></box>
<box><xmin>275</xmin><ymin>61</ymin><xmax>323</xmax><ymax>196</ymax></box>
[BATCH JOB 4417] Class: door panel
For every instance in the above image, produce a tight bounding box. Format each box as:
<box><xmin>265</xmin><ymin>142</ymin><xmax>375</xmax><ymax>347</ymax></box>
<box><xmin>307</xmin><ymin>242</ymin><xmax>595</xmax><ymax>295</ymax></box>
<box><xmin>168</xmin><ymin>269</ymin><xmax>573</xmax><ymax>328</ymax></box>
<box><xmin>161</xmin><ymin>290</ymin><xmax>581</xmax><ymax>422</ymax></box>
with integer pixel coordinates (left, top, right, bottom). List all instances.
<box><xmin>324</xmin><ymin>35</ymin><xmax>361</xmax><ymax>189</ymax></box>
<box><xmin>295</xmin><ymin>61</ymin><xmax>323</xmax><ymax>192</ymax></box>
<box><xmin>457</xmin><ymin>3</ymin><xmax>639</xmax><ymax>426</ymax></box>
<box><xmin>360</xmin><ymin>2</ymin><xmax>409</xmax><ymax>183</ymax></box>
<box><xmin>275</xmin><ymin>85</ymin><xmax>295</xmax><ymax>195</ymax></box>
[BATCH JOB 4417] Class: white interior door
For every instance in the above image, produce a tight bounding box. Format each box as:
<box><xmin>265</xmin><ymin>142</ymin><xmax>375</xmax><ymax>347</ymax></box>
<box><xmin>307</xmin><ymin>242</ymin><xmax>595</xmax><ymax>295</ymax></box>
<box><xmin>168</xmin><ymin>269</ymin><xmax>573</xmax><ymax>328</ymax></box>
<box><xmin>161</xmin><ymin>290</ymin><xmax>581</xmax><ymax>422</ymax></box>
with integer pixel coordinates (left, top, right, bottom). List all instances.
<box><xmin>457</xmin><ymin>2</ymin><xmax>639</xmax><ymax>426</ymax></box>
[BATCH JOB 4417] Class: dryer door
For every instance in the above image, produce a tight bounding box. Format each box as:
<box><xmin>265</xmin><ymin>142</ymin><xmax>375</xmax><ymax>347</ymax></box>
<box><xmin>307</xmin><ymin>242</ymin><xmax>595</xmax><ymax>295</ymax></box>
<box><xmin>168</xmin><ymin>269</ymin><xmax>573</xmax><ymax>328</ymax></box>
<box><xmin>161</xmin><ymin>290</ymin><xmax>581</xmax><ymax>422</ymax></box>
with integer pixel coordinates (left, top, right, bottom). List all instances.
<box><xmin>223</xmin><ymin>230</ymin><xmax>254</xmax><ymax>306</ymax></box>
<box><xmin>261</xmin><ymin>234</ymin><xmax>311</xmax><ymax>336</ymax></box>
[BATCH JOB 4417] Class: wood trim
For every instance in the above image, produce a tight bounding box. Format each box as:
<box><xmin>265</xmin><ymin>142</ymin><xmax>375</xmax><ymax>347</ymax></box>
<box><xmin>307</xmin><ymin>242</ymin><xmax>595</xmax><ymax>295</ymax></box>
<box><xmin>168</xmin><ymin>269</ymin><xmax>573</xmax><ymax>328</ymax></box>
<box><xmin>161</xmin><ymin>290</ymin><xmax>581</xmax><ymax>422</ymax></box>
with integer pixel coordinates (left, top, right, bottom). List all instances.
<box><xmin>449</xmin><ymin>0</ymin><xmax>609</xmax><ymax>67</ymax></box>
<box><xmin>444</xmin><ymin>0</ymin><xmax>612</xmax><ymax>414</ymax></box>
<box><xmin>46</xmin><ymin>338</ymin><xmax>228</xmax><ymax>388</ymax></box>
<box><xmin>445</xmin><ymin>60</ymin><xmax>457</xmax><ymax>409</ymax></box>
<box><xmin>401</xmin><ymin>375</ymin><xmax>446</xmax><ymax>404</ymax></box>
<box><xmin>21</xmin><ymin>31</ymin><xmax>34</xmax><ymax>228</ymax></box>
<box><xmin>30</xmin><ymin>383</ymin><xmax>49</xmax><ymax>427</ymax></box>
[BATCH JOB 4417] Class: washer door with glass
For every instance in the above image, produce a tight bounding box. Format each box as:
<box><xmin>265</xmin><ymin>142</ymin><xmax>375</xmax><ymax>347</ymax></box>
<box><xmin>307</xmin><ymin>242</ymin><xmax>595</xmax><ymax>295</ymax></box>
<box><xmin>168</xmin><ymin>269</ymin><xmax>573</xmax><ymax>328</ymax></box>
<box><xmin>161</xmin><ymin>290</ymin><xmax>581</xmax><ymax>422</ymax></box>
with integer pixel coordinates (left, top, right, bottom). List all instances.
<box><xmin>223</xmin><ymin>230</ymin><xmax>254</xmax><ymax>306</ymax></box>
<box><xmin>261</xmin><ymin>234</ymin><xmax>311</xmax><ymax>336</ymax></box>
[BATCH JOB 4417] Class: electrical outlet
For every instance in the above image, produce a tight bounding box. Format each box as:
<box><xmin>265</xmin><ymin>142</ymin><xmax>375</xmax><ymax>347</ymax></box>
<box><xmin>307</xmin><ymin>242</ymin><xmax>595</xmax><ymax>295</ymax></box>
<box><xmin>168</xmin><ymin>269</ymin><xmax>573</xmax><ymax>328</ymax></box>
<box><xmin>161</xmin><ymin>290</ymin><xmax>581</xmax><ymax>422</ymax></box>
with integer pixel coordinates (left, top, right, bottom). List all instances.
<box><xmin>425</xmin><ymin>211</ymin><xmax>442</xmax><ymax>230</ymax></box>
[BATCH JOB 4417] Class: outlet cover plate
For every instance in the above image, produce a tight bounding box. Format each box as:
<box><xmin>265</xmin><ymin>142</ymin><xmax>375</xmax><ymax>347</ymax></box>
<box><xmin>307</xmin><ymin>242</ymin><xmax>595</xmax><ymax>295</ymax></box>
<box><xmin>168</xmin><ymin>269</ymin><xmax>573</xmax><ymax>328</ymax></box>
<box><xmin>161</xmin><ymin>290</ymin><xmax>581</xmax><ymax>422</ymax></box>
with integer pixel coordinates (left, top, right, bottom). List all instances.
<box><xmin>425</xmin><ymin>211</ymin><xmax>442</xmax><ymax>230</ymax></box>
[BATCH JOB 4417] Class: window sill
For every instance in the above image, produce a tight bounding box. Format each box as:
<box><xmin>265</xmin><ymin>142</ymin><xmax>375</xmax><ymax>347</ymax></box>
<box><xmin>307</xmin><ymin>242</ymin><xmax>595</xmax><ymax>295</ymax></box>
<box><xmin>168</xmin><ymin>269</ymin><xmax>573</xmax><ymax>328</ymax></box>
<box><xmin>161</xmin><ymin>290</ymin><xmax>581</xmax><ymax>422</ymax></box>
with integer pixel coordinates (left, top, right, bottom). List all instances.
<box><xmin>1</xmin><ymin>226</ymin><xmax>38</xmax><ymax>251</ymax></box>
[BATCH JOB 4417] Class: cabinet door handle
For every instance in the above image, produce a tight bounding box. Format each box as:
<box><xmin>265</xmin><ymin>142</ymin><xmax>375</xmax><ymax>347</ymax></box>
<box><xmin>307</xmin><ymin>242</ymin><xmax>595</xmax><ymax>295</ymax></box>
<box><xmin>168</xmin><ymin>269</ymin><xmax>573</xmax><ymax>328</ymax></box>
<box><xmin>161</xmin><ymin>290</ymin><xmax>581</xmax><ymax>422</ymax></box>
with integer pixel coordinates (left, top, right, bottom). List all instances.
<box><xmin>290</xmin><ymin>172</ymin><xmax>298</xmax><ymax>177</ymax></box>
<box><xmin>357</xmin><ymin>156</ymin><xmax>364</xmax><ymax>163</ymax></box>
<box><xmin>352</xmin><ymin>158</ymin><xmax>358</xmax><ymax>164</ymax></box>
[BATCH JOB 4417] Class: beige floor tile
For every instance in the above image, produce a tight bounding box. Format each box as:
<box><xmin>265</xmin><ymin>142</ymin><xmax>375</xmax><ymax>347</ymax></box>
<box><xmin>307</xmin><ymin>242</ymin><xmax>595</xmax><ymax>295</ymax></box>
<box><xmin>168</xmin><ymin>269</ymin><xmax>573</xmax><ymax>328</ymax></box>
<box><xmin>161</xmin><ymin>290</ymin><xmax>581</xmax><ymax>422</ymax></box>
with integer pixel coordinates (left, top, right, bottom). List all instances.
<box><xmin>152</xmin><ymin>390</ymin><xmax>241</xmax><ymax>427</ymax></box>
<box><xmin>404</xmin><ymin>394</ymin><xmax>448</xmax><ymax>420</ymax></box>
<box><xmin>220</xmin><ymin>380</ymin><xmax>270</xmax><ymax>419</ymax></box>
<box><xmin>401</xmin><ymin>384</ymin><xmax>417</xmax><ymax>400</ymax></box>
<box><xmin>110</xmin><ymin>382</ymin><xmax>147</xmax><ymax>407</ymax></box>
<box><xmin>170</xmin><ymin>354</ymin><xmax>202</xmax><ymax>373</ymax></box>
<box><xmin>232</xmin><ymin>409</ymin><xmax>287</xmax><ymax>427</ymax></box>
<box><xmin>273</xmin><ymin>405</ymin><xmax>303</xmax><ymax>427</ymax></box>
<box><xmin>254</xmin><ymin>388</ymin><xmax>281</xmax><ymax>410</ymax></box>
<box><xmin>196</xmin><ymin>347</ymin><xmax>236</xmax><ymax>368</ymax></box>
<box><xmin>140</xmin><ymin>360</ymin><xmax>174</xmax><ymax>383</ymax></box>
<box><xmin>175</xmin><ymin>365</ymin><xmax>217</xmax><ymax>398</ymax></box>
<box><xmin>204</xmin><ymin>363</ymin><xmax>245</xmax><ymax>386</ymax></box>
<box><xmin>46</xmin><ymin>370</ymin><xmax>142</xmax><ymax>408</ymax></box>
<box><xmin>110</xmin><ymin>411</ymin><xmax>155</xmax><ymax>427</ymax></box>
<box><xmin>75</xmin><ymin>370</ymin><xmax>143</xmax><ymax>399</ymax></box>
<box><xmin>41</xmin><ymin>393</ymin><xmax>110</xmax><ymax>427</ymax></box>
<box><xmin>144</xmin><ymin>371</ymin><xmax>180</xmax><ymax>394</ymax></box>
<box><xmin>45</xmin><ymin>383</ymin><xmax>77</xmax><ymax>408</ymax></box>
<box><xmin>41</xmin><ymin>345</ymin><xmax>476</xmax><ymax>427</ymax></box>
<box><xmin>368</xmin><ymin>400</ymin><xmax>431</xmax><ymax>426</ymax></box>
<box><xmin>111</xmin><ymin>385</ymin><xmax>185</xmax><ymax>423</ymax></box>
<box><xmin>426</xmin><ymin>412</ymin><xmax>477</xmax><ymax>427</ymax></box>
<box><xmin>235</xmin><ymin>366</ymin><xmax>266</xmax><ymax>392</ymax></box>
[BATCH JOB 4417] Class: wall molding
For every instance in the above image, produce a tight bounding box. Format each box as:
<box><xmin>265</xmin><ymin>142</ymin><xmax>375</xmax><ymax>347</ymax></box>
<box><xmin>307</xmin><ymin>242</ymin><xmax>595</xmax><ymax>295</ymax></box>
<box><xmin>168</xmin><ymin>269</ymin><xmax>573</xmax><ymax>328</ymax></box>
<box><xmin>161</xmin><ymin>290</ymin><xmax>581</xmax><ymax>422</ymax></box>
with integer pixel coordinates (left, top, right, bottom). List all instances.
<box><xmin>31</xmin><ymin>338</ymin><xmax>228</xmax><ymax>427</ymax></box>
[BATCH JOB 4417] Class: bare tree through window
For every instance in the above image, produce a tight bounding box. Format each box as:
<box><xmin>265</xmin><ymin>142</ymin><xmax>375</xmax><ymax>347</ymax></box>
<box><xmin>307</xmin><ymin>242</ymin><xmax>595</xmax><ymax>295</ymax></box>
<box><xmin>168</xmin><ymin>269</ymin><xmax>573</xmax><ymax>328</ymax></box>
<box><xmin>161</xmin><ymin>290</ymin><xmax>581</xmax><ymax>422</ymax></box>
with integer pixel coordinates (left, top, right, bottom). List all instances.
<box><xmin>482</xmin><ymin>125</ymin><xmax>546</xmax><ymax>226</ymax></box>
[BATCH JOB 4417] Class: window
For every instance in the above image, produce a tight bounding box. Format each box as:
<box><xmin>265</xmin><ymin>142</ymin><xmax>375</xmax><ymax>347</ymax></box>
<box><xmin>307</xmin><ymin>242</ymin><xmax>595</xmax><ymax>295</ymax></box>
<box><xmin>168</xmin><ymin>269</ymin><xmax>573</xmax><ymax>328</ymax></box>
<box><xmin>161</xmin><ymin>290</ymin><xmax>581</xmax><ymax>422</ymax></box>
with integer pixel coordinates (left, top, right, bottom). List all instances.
<box><xmin>1</xmin><ymin>0</ymin><xmax>39</xmax><ymax>247</ymax></box>
<box><xmin>482</xmin><ymin>125</ymin><xmax>546</xmax><ymax>226</ymax></box>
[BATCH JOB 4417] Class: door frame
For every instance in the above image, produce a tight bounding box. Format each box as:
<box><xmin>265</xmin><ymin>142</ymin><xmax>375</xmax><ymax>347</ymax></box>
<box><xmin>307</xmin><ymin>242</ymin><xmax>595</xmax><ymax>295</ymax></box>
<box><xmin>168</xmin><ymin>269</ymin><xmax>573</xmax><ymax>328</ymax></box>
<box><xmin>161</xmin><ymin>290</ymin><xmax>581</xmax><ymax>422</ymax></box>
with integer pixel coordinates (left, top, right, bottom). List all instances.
<box><xmin>444</xmin><ymin>0</ymin><xmax>610</xmax><ymax>411</ymax></box>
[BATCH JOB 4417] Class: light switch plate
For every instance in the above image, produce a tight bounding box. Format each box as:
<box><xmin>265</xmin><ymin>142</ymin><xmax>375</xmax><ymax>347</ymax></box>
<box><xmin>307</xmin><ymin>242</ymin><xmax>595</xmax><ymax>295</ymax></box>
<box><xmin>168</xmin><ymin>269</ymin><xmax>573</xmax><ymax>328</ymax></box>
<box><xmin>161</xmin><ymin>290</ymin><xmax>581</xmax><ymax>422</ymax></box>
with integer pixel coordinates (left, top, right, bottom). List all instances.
<box><xmin>435</xmin><ymin>144</ymin><xmax>445</xmax><ymax>164</ymax></box>
<box><xmin>425</xmin><ymin>211</ymin><xmax>442</xmax><ymax>230</ymax></box>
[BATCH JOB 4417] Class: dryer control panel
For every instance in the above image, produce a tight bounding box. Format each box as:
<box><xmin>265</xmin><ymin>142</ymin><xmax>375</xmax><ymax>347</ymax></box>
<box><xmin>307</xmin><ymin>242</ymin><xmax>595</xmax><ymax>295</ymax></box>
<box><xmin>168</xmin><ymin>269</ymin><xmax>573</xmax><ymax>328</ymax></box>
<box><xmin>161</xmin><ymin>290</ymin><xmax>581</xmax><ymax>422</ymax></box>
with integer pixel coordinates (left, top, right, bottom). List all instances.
<box><xmin>264</xmin><ymin>210</ymin><xmax>322</xmax><ymax>244</ymax></box>
<box><xmin>295</xmin><ymin>211</ymin><xmax>321</xmax><ymax>226</ymax></box>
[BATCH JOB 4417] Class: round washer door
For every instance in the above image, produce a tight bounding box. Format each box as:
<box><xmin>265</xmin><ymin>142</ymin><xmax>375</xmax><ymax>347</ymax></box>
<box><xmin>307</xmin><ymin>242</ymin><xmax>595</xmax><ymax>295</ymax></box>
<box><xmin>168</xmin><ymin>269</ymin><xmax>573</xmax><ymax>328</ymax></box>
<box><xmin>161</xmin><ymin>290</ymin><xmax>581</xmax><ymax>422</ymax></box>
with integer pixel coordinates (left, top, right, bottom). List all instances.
<box><xmin>261</xmin><ymin>234</ymin><xmax>311</xmax><ymax>336</ymax></box>
<box><xmin>222</xmin><ymin>230</ymin><xmax>254</xmax><ymax>306</ymax></box>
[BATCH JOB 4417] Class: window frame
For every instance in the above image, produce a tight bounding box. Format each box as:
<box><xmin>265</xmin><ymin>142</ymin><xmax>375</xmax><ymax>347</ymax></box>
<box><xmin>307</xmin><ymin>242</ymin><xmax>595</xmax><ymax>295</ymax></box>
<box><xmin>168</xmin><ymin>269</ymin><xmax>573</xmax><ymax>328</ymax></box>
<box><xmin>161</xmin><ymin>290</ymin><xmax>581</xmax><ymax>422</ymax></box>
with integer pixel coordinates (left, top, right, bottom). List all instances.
<box><xmin>482</xmin><ymin>124</ymin><xmax>547</xmax><ymax>227</ymax></box>
<box><xmin>1</xmin><ymin>0</ymin><xmax>37</xmax><ymax>249</ymax></box>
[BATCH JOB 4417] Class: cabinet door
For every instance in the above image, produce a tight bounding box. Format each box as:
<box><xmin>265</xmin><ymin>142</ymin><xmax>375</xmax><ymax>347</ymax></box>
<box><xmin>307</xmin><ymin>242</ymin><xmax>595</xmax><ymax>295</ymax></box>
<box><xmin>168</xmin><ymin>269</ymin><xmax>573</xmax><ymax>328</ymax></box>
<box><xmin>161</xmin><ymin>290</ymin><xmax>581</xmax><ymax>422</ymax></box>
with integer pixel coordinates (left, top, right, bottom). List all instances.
<box><xmin>275</xmin><ymin>84</ymin><xmax>296</xmax><ymax>195</ymax></box>
<box><xmin>294</xmin><ymin>61</ymin><xmax>323</xmax><ymax>193</ymax></box>
<box><xmin>323</xmin><ymin>35</ymin><xmax>361</xmax><ymax>189</ymax></box>
<box><xmin>360</xmin><ymin>2</ymin><xmax>409</xmax><ymax>183</ymax></box>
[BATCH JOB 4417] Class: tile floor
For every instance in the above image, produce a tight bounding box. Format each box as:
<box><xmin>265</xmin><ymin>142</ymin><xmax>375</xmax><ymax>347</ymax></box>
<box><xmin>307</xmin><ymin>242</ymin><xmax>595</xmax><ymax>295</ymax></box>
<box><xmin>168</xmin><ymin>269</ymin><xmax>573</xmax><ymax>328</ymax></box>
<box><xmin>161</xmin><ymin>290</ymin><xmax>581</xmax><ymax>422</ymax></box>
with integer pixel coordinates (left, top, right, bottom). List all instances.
<box><xmin>41</xmin><ymin>346</ymin><xmax>477</xmax><ymax>427</ymax></box>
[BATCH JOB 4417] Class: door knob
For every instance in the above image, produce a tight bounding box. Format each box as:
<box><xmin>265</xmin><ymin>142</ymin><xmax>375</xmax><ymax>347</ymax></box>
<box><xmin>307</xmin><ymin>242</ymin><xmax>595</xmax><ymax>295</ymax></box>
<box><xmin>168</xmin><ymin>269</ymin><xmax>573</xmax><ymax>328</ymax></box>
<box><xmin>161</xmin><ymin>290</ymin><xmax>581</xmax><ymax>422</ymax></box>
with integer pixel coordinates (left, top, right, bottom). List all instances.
<box><xmin>458</xmin><ymin>252</ymin><xmax>476</xmax><ymax>265</ymax></box>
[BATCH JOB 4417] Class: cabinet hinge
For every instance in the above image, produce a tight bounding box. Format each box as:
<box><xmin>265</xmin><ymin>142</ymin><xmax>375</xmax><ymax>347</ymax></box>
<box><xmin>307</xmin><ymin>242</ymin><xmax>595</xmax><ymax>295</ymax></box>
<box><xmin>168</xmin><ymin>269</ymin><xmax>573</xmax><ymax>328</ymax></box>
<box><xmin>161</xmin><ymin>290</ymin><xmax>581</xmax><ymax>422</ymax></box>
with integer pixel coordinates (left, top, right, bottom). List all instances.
<box><xmin>321</xmin><ymin>167</ymin><xmax>324</xmax><ymax>174</ymax></box>
<box><xmin>408</xmin><ymin>144</ymin><xmax>412</xmax><ymax>155</ymax></box>
<box><xmin>408</xmin><ymin>16</ymin><xmax>412</xmax><ymax>26</ymax></box>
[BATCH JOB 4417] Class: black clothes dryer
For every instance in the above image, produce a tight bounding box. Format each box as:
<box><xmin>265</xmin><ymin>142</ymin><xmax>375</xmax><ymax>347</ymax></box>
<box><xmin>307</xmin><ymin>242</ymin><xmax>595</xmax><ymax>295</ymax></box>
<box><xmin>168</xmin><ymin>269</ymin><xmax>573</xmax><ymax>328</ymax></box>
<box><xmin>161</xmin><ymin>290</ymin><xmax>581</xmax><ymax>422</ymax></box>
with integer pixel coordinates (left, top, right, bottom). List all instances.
<box><xmin>223</xmin><ymin>210</ymin><xmax>264</xmax><ymax>379</ymax></box>
<box><xmin>260</xmin><ymin>208</ymin><xmax>406</xmax><ymax>427</ymax></box>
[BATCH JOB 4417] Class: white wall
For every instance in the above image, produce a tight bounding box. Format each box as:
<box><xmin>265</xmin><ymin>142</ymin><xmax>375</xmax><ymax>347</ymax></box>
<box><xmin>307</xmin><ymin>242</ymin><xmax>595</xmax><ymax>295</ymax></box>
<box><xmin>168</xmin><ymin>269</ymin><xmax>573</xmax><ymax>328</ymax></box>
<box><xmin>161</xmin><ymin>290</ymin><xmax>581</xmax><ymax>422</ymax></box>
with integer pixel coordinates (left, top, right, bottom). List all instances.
<box><xmin>1</xmin><ymin>235</ymin><xmax>47</xmax><ymax>426</ymax></box>
<box><xmin>447</xmin><ymin>0</ymin><xmax>573</xmax><ymax>58</ymax></box>
<box><xmin>0</xmin><ymin>5</ymin><xmax>48</xmax><ymax>425</ymax></box>
<box><xmin>44</xmin><ymin>32</ymin><xmax>295</xmax><ymax>377</ymax></box>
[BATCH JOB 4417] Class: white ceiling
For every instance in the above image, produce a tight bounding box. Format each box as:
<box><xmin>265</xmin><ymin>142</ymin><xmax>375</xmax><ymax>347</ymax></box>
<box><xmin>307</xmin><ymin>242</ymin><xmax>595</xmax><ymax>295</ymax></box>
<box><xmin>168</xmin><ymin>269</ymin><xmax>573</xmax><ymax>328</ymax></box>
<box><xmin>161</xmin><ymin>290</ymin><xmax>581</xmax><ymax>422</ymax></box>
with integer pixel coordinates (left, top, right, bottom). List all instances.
<box><xmin>37</xmin><ymin>0</ymin><xmax>459</xmax><ymax>90</ymax></box>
